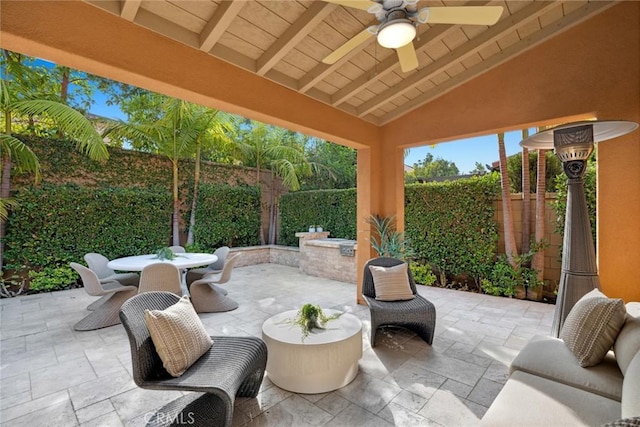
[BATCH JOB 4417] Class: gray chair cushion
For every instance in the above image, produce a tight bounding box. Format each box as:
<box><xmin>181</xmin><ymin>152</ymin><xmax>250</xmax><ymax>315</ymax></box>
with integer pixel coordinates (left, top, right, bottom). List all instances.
<box><xmin>622</xmin><ymin>352</ymin><xmax>640</xmax><ymax>419</ymax></box>
<box><xmin>615</xmin><ymin>303</ymin><xmax>640</xmax><ymax>375</ymax></box>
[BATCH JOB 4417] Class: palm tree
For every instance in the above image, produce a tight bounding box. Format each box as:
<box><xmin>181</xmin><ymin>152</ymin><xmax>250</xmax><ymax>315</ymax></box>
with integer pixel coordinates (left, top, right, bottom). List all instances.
<box><xmin>1</xmin><ymin>63</ymin><xmax>108</xmax><ymax>269</ymax></box>
<box><xmin>521</xmin><ymin>129</ymin><xmax>531</xmax><ymax>254</ymax></box>
<box><xmin>531</xmin><ymin>129</ymin><xmax>549</xmax><ymax>286</ymax></box>
<box><xmin>232</xmin><ymin>122</ymin><xmax>330</xmax><ymax>244</ymax></box>
<box><xmin>104</xmin><ymin>96</ymin><xmax>203</xmax><ymax>246</ymax></box>
<box><xmin>498</xmin><ymin>132</ymin><xmax>518</xmax><ymax>267</ymax></box>
<box><xmin>185</xmin><ymin>109</ymin><xmax>236</xmax><ymax>245</ymax></box>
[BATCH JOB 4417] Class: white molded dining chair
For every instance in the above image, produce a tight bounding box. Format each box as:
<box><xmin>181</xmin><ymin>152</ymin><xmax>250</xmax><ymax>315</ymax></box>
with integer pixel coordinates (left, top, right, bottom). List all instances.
<box><xmin>138</xmin><ymin>263</ymin><xmax>183</xmax><ymax>296</ymax></box>
<box><xmin>84</xmin><ymin>253</ymin><xmax>140</xmax><ymax>287</ymax></box>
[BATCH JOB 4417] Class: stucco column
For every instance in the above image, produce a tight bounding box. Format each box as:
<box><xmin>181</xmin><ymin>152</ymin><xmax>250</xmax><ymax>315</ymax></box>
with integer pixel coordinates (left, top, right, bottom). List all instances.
<box><xmin>598</xmin><ymin>132</ymin><xmax>640</xmax><ymax>302</ymax></box>
<box><xmin>356</xmin><ymin>143</ymin><xmax>405</xmax><ymax>304</ymax></box>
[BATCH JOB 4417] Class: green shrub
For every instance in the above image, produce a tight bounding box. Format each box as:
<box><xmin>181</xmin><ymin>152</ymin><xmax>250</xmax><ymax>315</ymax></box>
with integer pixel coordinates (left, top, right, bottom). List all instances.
<box><xmin>410</xmin><ymin>263</ymin><xmax>437</xmax><ymax>286</ymax></box>
<box><xmin>405</xmin><ymin>174</ymin><xmax>500</xmax><ymax>286</ymax></box>
<box><xmin>279</xmin><ymin>188</ymin><xmax>356</xmax><ymax>245</ymax></box>
<box><xmin>28</xmin><ymin>265</ymin><xmax>78</xmax><ymax>292</ymax></box>
<box><xmin>193</xmin><ymin>184</ymin><xmax>261</xmax><ymax>249</ymax></box>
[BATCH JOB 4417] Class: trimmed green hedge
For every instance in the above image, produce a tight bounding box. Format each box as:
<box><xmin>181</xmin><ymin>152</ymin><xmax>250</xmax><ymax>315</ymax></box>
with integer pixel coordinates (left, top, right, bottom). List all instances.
<box><xmin>4</xmin><ymin>184</ymin><xmax>171</xmax><ymax>272</ymax></box>
<box><xmin>279</xmin><ymin>188</ymin><xmax>356</xmax><ymax>246</ymax></box>
<box><xmin>405</xmin><ymin>174</ymin><xmax>501</xmax><ymax>284</ymax></box>
<box><xmin>192</xmin><ymin>184</ymin><xmax>261</xmax><ymax>250</ymax></box>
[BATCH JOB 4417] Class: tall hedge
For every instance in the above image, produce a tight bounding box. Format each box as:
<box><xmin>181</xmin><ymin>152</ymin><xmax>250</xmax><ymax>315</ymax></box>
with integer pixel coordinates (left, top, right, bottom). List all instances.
<box><xmin>4</xmin><ymin>184</ymin><xmax>171</xmax><ymax>271</ymax></box>
<box><xmin>405</xmin><ymin>174</ymin><xmax>501</xmax><ymax>283</ymax></box>
<box><xmin>279</xmin><ymin>188</ymin><xmax>356</xmax><ymax>245</ymax></box>
<box><xmin>193</xmin><ymin>184</ymin><xmax>261</xmax><ymax>250</ymax></box>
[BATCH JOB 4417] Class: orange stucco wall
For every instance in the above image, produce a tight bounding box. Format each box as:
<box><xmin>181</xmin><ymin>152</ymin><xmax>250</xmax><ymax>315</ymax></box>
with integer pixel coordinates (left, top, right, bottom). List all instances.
<box><xmin>381</xmin><ymin>2</ymin><xmax>640</xmax><ymax>301</ymax></box>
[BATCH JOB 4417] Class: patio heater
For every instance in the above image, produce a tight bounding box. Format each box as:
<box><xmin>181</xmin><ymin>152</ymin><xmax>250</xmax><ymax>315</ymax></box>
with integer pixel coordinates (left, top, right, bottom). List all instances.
<box><xmin>520</xmin><ymin>120</ymin><xmax>638</xmax><ymax>337</ymax></box>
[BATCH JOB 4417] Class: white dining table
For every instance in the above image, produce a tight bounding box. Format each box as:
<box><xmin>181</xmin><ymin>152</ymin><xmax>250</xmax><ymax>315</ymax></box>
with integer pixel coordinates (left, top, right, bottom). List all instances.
<box><xmin>107</xmin><ymin>253</ymin><xmax>218</xmax><ymax>272</ymax></box>
<box><xmin>108</xmin><ymin>253</ymin><xmax>218</xmax><ymax>295</ymax></box>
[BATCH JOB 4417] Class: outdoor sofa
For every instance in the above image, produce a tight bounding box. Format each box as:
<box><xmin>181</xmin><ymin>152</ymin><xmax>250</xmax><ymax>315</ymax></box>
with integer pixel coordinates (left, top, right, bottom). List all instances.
<box><xmin>482</xmin><ymin>296</ymin><xmax>640</xmax><ymax>426</ymax></box>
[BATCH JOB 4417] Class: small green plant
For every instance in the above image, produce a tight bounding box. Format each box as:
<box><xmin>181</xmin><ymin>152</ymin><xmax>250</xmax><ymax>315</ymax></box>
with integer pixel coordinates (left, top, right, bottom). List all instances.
<box><xmin>154</xmin><ymin>247</ymin><xmax>183</xmax><ymax>260</ymax></box>
<box><xmin>283</xmin><ymin>303</ymin><xmax>343</xmax><ymax>341</ymax></box>
<box><xmin>481</xmin><ymin>241</ymin><xmax>546</xmax><ymax>297</ymax></box>
<box><xmin>410</xmin><ymin>263</ymin><xmax>437</xmax><ymax>286</ymax></box>
<box><xmin>28</xmin><ymin>266</ymin><xmax>78</xmax><ymax>292</ymax></box>
<box><xmin>368</xmin><ymin>215</ymin><xmax>414</xmax><ymax>260</ymax></box>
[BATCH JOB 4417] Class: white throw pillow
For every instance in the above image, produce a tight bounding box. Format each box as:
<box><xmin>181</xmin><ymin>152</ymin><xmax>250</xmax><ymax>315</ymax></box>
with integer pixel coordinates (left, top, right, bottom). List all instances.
<box><xmin>369</xmin><ymin>263</ymin><xmax>415</xmax><ymax>301</ymax></box>
<box><xmin>144</xmin><ymin>295</ymin><xmax>213</xmax><ymax>377</ymax></box>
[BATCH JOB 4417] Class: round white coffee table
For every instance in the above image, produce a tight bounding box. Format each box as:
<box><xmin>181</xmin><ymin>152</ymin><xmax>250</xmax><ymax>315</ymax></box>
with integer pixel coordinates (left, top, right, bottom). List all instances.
<box><xmin>262</xmin><ymin>309</ymin><xmax>362</xmax><ymax>394</ymax></box>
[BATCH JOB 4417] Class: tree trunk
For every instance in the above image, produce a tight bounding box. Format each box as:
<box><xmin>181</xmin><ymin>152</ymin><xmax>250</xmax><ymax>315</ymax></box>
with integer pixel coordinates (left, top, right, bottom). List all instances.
<box><xmin>532</xmin><ymin>149</ymin><xmax>548</xmax><ymax>280</ymax></box>
<box><xmin>268</xmin><ymin>172</ymin><xmax>277</xmax><ymax>245</ymax></box>
<box><xmin>186</xmin><ymin>141</ymin><xmax>201</xmax><ymax>246</ymax></box>
<box><xmin>172</xmin><ymin>159</ymin><xmax>180</xmax><ymax>246</ymax></box>
<box><xmin>498</xmin><ymin>133</ymin><xmax>519</xmax><ymax>267</ymax></box>
<box><xmin>1</xmin><ymin>112</ymin><xmax>13</xmax><ymax>270</ymax></box>
<box><xmin>58</xmin><ymin>67</ymin><xmax>70</xmax><ymax>138</ymax></box>
<box><xmin>521</xmin><ymin>129</ymin><xmax>531</xmax><ymax>255</ymax></box>
<box><xmin>256</xmin><ymin>164</ymin><xmax>266</xmax><ymax>245</ymax></box>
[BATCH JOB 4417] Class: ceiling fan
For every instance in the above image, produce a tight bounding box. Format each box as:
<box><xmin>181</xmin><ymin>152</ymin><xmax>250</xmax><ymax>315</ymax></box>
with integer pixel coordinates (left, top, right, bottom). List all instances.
<box><xmin>321</xmin><ymin>0</ymin><xmax>504</xmax><ymax>72</ymax></box>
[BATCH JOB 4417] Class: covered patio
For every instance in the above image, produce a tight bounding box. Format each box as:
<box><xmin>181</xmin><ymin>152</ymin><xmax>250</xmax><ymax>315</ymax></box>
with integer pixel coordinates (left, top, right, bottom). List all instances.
<box><xmin>0</xmin><ymin>263</ymin><xmax>553</xmax><ymax>426</ymax></box>
<box><xmin>1</xmin><ymin>0</ymin><xmax>638</xmax><ymax>303</ymax></box>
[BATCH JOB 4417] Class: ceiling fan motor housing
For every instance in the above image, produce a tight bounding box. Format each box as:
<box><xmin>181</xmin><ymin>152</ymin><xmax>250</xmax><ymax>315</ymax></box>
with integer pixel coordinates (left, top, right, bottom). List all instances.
<box><xmin>377</xmin><ymin>9</ymin><xmax>417</xmax><ymax>49</ymax></box>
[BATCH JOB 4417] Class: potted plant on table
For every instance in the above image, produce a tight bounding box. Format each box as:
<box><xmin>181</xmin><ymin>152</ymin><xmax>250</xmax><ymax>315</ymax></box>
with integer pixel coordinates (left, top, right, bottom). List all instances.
<box><xmin>284</xmin><ymin>303</ymin><xmax>343</xmax><ymax>341</ymax></box>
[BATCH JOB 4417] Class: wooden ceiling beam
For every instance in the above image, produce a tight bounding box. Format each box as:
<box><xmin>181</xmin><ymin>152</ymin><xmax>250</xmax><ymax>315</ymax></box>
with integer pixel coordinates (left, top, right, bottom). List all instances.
<box><xmin>297</xmin><ymin>18</ymin><xmax>379</xmax><ymax>93</ymax></box>
<box><xmin>356</xmin><ymin>1</ymin><xmax>558</xmax><ymax>117</ymax></box>
<box><xmin>379</xmin><ymin>1</ymin><xmax>617</xmax><ymax>125</ymax></box>
<box><xmin>256</xmin><ymin>2</ymin><xmax>336</xmax><ymax>76</ymax></box>
<box><xmin>120</xmin><ymin>0</ymin><xmax>141</xmax><ymax>21</ymax></box>
<box><xmin>330</xmin><ymin>0</ymin><xmax>491</xmax><ymax>106</ymax></box>
<box><xmin>199</xmin><ymin>1</ymin><xmax>246</xmax><ymax>53</ymax></box>
<box><xmin>331</xmin><ymin>25</ymin><xmax>458</xmax><ymax>106</ymax></box>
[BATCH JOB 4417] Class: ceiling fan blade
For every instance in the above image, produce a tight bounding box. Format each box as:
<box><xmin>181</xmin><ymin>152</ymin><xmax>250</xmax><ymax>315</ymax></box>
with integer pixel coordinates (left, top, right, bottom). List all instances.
<box><xmin>321</xmin><ymin>0</ymin><xmax>379</xmax><ymax>12</ymax></box>
<box><xmin>417</xmin><ymin>6</ymin><xmax>504</xmax><ymax>26</ymax></box>
<box><xmin>322</xmin><ymin>27</ymin><xmax>375</xmax><ymax>65</ymax></box>
<box><xmin>397</xmin><ymin>43</ymin><xmax>418</xmax><ymax>73</ymax></box>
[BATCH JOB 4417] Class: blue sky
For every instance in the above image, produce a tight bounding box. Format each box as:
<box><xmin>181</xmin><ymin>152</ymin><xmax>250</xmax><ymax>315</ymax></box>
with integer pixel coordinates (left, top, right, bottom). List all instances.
<box><xmin>404</xmin><ymin>132</ymin><xmax>527</xmax><ymax>174</ymax></box>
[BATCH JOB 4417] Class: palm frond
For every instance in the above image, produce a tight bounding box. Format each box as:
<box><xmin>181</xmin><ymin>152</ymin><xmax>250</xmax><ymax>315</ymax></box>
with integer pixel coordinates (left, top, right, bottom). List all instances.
<box><xmin>11</xmin><ymin>99</ymin><xmax>107</xmax><ymax>161</ymax></box>
<box><xmin>0</xmin><ymin>133</ymin><xmax>41</xmax><ymax>180</ymax></box>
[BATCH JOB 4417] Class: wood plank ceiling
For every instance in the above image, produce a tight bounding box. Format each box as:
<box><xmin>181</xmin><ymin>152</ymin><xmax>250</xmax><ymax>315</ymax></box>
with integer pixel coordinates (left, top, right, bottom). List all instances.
<box><xmin>84</xmin><ymin>0</ymin><xmax>615</xmax><ymax>125</ymax></box>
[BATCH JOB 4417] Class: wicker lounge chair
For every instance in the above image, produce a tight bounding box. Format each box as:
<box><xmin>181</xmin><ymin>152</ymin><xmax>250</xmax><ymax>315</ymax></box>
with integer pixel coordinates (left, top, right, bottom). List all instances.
<box><xmin>119</xmin><ymin>291</ymin><xmax>267</xmax><ymax>427</ymax></box>
<box><xmin>84</xmin><ymin>252</ymin><xmax>140</xmax><ymax>287</ymax></box>
<box><xmin>186</xmin><ymin>246</ymin><xmax>230</xmax><ymax>286</ymax></box>
<box><xmin>362</xmin><ymin>257</ymin><xmax>436</xmax><ymax>347</ymax></box>
<box><xmin>138</xmin><ymin>263</ymin><xmax>183</xmax><ymax>295</ymax></box>
<box><xmin>70</xmin><ymin>262</ymin><xmax>138</xmax><ymax>331</ymax></box>
<box><xmin>188</xmin><ymin>253</ymin><xmax>241</xmax><ymax>313</ymax></box>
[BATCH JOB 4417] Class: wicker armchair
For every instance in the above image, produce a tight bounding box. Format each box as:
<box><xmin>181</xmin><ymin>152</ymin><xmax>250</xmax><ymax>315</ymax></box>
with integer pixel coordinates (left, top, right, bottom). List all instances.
<box><xmin>119</xmin><ymin>292</ymin><xmax>267</xmax><ymax>427</ymax></box>
<box><xmin>362</xmin><ymin>257</ymin><xmax>436</xmax><ymax>347</ymax></box>
<box><xmin>70</xmin><ymin>262</ymin><xmax>138</xmax><ymax>331</ymax></box>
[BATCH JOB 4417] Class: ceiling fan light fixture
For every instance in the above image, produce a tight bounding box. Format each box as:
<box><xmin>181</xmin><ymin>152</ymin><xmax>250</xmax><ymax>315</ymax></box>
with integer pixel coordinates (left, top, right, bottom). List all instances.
<box><xmin>377</xmin><ymin>20</ymin><xmax>416</xmax><ymax>49</ymax></box>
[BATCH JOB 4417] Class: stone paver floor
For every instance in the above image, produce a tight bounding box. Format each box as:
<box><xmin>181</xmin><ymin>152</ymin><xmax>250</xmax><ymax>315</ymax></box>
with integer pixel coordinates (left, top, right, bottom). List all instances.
<box><xmin>0</xmin><ymin>263</ymin><xmax>554</xmax><ymax>426</ymax></box>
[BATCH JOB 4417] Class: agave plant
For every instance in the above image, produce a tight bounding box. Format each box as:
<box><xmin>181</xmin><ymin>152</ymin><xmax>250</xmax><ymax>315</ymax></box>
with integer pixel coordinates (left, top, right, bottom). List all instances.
<box><xmin>367</xmin><ymin>215</ymin><xmax>414</xmax><ymax>260</ymax></box>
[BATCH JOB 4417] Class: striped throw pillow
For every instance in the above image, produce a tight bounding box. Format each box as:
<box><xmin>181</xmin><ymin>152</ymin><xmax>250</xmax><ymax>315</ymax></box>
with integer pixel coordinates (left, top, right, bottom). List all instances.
<box><xmin>560</xmin><ymin>288</ymin><xmax>626</xmax><ymax>367</ymax></box>
<box><xmin>369</xmin><ymin>263</ymin><xmax>415</xmax><ymax>301</ymax></box>
<box><xmin>144</xmin><ymin>295</ymin><xmax>213</xmax><ymax>377</ymax></box>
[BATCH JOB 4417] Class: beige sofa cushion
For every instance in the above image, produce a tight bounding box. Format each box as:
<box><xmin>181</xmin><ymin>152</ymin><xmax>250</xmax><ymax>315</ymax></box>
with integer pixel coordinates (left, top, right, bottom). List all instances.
<box><xmin>510</xmin><ymin>335</ymin><xmax>624</xmax><ymax>401</ymax></box>
<box><xmin>622</xmin><ymin>352</ymin><xmax>640</xmax><ymax>419</ymax></box>
<box><xmin>560</xmin><ymin>289</ymin><xmax>626</xmax><ymax>367</ymax></box>
<box><xmin>614</xmin><ymin>302</ymin><xmax>640</xmax><ymax>375</ymax></box>
<box><xmin>481</xmin><ymin>371</ymin><xmax>621</xmax><ymax>426</ymax></box>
